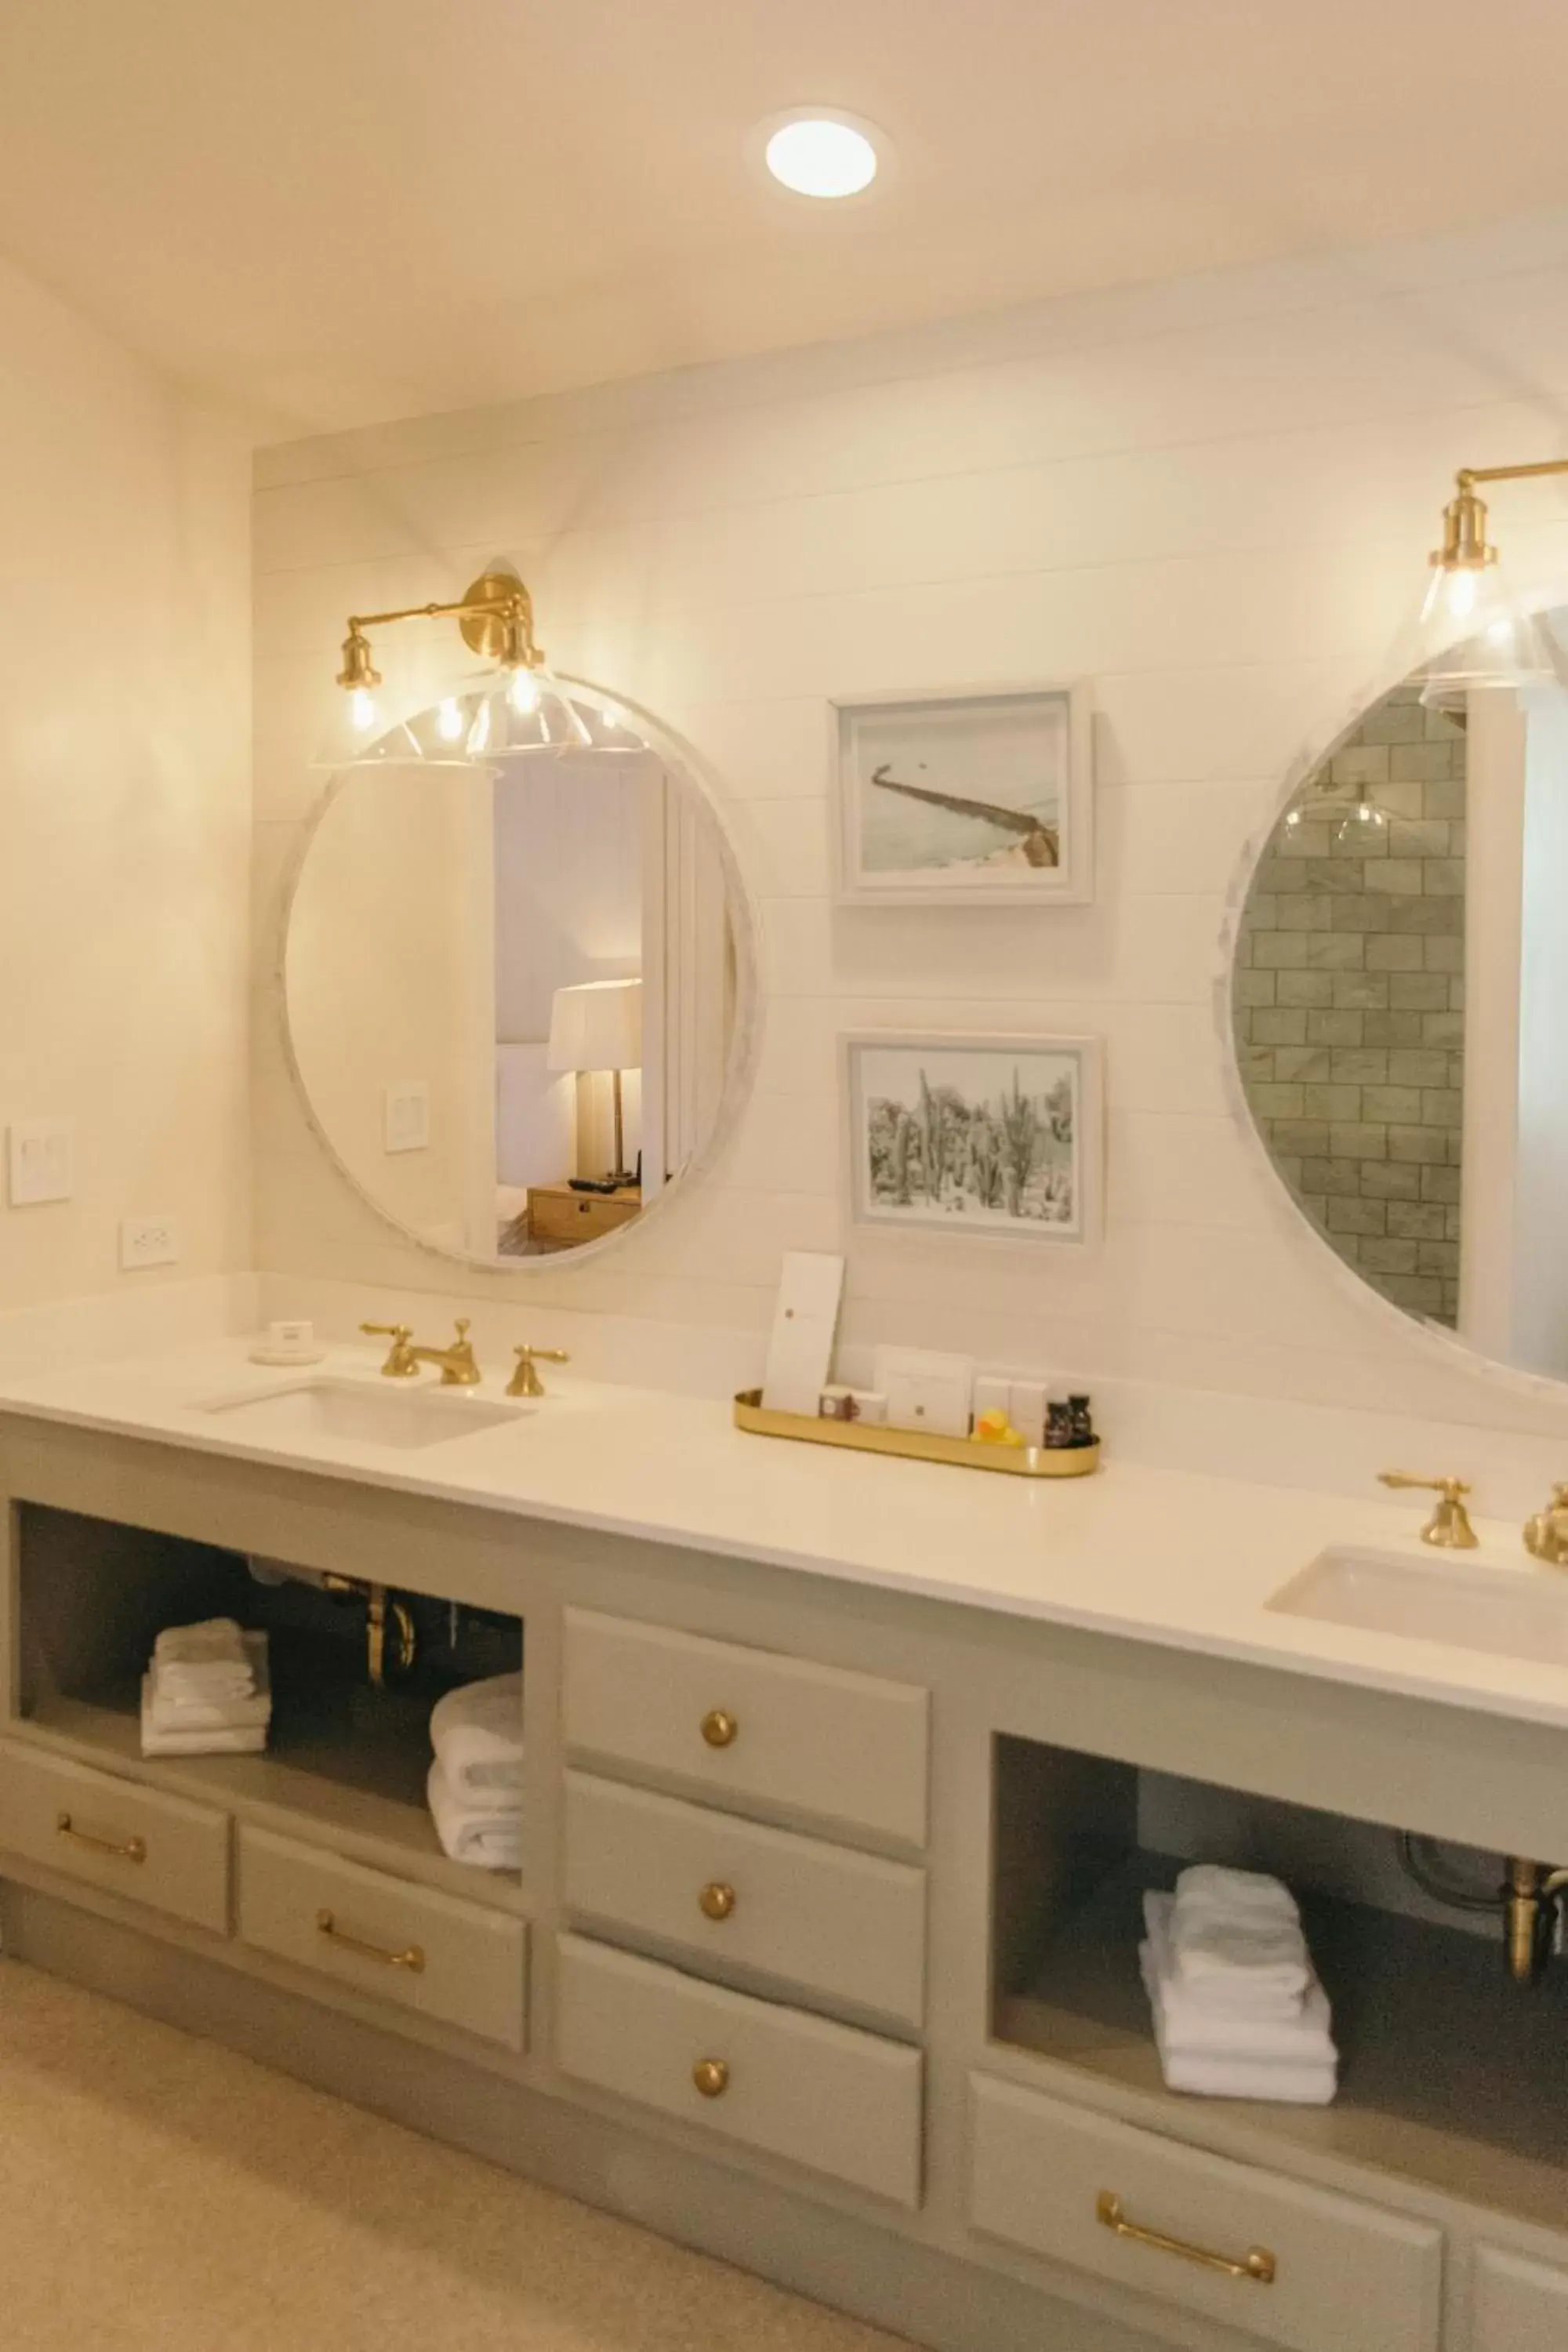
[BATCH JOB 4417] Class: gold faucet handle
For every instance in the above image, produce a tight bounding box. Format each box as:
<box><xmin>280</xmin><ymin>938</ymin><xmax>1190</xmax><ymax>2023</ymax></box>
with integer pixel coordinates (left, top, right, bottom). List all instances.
<box><xmin>507</xmin><ymin>1344</ymin><xmax>570</xmax><ymax>1399</ymax></box>
<box><xmin>361</xmin><ymin>1321</ymin><xmax>418</xmax><ymax>1378</ymax></box>
<box><xmin>1378</xmin><ymin>1470</ymin><xmax>1477</xmax><ymax>1548</ymax></box>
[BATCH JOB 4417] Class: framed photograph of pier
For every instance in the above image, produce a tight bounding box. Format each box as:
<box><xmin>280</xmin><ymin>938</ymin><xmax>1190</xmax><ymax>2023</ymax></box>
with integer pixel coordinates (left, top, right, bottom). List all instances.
<box><xmin>831</xmin><ymin>682</ymin><xmax>1093</xmax><ymax>906</ymax></box>
<box><xmin>844</xmin><ymin>1031</ymin><xmax>1103</xmax><ymax>1247</ymax></box>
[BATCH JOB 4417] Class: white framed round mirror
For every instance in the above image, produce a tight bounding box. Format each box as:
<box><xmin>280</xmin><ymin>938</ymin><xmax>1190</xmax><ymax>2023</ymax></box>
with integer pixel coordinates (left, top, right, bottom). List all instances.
<box><xmin>1229</xmin><ymin>619</ymin><xmax>1568</xmax><ymax>1382</ymax></box>
<box><xmin>281</xmin><ymin>681</ymin><xmax>757</xmax><ymax>1269</ymax></box>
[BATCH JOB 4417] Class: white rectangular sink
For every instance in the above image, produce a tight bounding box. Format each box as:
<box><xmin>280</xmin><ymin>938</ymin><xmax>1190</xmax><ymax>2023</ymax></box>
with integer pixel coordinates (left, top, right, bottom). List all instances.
<box><xmin>199</xmin><ymin>1377</ymin><xmax>528</xmax><ymax>1452</ymax></box>
<box><xmin>1269</xmin><ymin>1546</ymin><xmax>1568</xmax><ymax>1668</ymax></box>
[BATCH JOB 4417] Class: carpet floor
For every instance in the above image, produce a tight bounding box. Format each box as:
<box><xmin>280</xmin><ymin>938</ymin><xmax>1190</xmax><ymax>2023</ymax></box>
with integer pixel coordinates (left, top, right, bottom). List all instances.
<box><xmin>0</xmin><ymin>1957</ymin><xmax>908</xmax><ymax>2351</ymax></box>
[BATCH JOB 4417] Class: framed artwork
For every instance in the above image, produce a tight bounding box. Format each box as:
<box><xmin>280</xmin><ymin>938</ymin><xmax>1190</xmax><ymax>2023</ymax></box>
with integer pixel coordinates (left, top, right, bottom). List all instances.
<box><xmin>844</xmin><ymin>1032</ymin><xmax>1104</xmax><ymax>1246</ymax></box>
<box><xmin>832</xmin><ymin>682</ymin><xmax>1093</xmax><ymax>906</ymax></box>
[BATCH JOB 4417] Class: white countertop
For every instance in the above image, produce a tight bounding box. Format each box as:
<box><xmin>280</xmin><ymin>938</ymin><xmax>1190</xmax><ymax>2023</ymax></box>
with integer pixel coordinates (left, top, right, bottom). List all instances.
<box><xmin>2</xmin><ymin>1339</ymin><xmax>1568</xmax><ymax>1733</ymax></box>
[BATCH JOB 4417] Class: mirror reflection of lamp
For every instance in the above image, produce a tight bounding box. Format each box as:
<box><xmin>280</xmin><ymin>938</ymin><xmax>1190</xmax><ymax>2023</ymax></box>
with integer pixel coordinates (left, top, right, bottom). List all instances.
<box><xmin>546</xmin><ymin>980</ymin><xmax>643</xmax><ymax>1187</ymax></box>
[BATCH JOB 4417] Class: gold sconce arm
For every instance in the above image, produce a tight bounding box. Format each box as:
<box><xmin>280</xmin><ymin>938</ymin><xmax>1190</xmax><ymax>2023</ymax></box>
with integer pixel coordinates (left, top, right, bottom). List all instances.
<box><xmin>338</xmin><ymin>569</ymin><xmax>543</xmax><ymax>681</ymax></box>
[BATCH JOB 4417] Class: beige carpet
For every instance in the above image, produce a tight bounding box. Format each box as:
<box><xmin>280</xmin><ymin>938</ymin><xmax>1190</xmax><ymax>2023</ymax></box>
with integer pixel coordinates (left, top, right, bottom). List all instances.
<box><xmin>0</xmin><ymin>1957</ymin><xmax>908</xmax><ymax>2351</ymax></box>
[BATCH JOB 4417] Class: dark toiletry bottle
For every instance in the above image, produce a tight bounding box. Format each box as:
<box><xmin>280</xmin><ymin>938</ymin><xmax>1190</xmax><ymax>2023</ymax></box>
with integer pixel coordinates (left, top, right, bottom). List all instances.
<box><xmin>1045</xmin><ymin>1401</ymin><xmax>1074</xmax><ymax>1450</ymax></box>
<box><xmin>1068</xmin><ymin>1394</ymin><xmax>1095</xmax><ymax>1447</ymax></box>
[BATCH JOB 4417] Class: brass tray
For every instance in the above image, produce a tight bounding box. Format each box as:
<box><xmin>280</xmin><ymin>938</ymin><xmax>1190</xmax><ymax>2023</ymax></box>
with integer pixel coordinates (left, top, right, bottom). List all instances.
<box><xmin>733</xmin><ymin>1391</ymin><xmax>1100</xmax><ymax>1479</ymax></box>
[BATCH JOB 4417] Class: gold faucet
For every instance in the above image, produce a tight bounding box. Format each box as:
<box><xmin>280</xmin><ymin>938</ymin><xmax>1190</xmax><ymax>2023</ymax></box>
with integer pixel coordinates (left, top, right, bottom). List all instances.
<box><xmin>1523</xmin><ymin>1483</ymin><xmax>1568</xmax><ymax>1567</ymax></box>
<box><xmin>361</xmin><ymin>1321</ymin><xmax>418</xmax><ymax>1377</ymax></box>
<box><xmin>506</xmin><ymin>1344</ymin><xmax>570</xmax><ymax>1398</ymax></box>
<box><xmin>1377</xmin><ymin>1470</ymin><xmax>1478</xmax><ymax>1548</ymax></box>
<box><xmin>361</xmin><ymin>1317</ymin><xmax>481</xmax><ymax>1386</ymax></box>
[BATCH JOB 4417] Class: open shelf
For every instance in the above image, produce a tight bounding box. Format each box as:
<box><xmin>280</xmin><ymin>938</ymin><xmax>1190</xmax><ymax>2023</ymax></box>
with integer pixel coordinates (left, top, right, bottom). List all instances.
<box><xmin>991</xmin><ymin>1740</ymin><xmax>1568</xmax><ymax>2233</ymax></box>
<box><xmin>13</xmin><ymin>1504</ymin><xmax>526</xmax><ymax>1915</ymax></box>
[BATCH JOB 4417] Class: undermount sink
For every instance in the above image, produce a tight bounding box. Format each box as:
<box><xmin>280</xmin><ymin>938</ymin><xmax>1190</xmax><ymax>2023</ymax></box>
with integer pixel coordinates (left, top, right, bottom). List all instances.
<box><xmin>198</xmin><ymin>1377</ymin><xmax>527</xmax><ymax>1452</ymax></box>
<box><xmin>1268</xmin><ymin>1545</ymin><xmax>1568</xmax><ymax>1668</ymax></box>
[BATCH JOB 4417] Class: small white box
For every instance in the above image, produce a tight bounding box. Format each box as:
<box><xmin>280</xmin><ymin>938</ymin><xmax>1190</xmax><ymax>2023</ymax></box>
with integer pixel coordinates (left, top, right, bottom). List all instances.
<box><xmin>1008</xmin><ymin>1381</ymin><xmax>1048</xmax><ymax>1447</ymax></box>
<box><xmin>873</xmin><ymin>1347</ymin><xmax>974</xmax><ymax>1439</ymax></box>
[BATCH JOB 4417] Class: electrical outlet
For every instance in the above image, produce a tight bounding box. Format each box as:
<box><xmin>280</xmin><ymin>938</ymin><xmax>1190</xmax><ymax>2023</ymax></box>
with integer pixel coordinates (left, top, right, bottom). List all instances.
<box><xmin>120</xmin><ymin>1216</ymin><xmax>180</xmax><ymax>1270</ymax></box>
<box><xmin>383</xmin><ymin>1080</ymin><xmax>430</xmax><ymax>1154</ymax></box>
<box><xmin>7</xmin><ymin>1120</ymin><xmax>74</xmax><ymax>1206</ymax></box>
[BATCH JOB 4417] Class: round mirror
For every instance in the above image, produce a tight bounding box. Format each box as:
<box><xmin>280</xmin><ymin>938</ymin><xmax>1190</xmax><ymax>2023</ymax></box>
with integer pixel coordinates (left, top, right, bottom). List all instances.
<box><xmin>1232</xmin><ymin>630</ymin><xmax>1568</xmax><ymax>1379</ymax></box>
<box><xmin>283</xmin><ymin>686</ymin><xmax>753</xmax><ymax>1265</ymax></box>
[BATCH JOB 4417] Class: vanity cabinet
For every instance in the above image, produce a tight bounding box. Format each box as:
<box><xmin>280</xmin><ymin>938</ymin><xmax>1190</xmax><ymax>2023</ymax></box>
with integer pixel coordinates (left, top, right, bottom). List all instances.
<box><xmin>5</xmin><ymin>1411</ymin><xmax>1568</xmax><ymax>2352</ymax></box>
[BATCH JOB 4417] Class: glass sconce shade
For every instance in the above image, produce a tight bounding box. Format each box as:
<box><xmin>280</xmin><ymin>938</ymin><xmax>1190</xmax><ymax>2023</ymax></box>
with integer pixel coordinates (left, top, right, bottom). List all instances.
<box><xmin>1410</xmin><ymin>564</ymin><xmax>1568</xmax><ymax>710</ymax></box>
<box><xmin>464</xmin><ymin>663</ymin><xmax>595</xmax><ymax>758</ymax></box>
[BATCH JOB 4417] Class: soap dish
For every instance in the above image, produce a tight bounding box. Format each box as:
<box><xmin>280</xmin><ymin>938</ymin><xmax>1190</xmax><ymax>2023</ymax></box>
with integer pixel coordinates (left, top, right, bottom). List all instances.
<box><xmin>733</xmin><ymin>1392</ymin><xmax>1100</xmax><ymax>1479</ymax></box>
<box><xmin>248</xmin><ymin>1345</ymin><xmax>328</xmax><ymax>1367</ymax></box>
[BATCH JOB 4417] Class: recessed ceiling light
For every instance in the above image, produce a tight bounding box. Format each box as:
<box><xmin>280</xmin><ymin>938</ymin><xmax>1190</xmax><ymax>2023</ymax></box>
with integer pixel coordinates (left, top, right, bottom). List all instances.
<box><xmin>762</xmin><ymin>114</ymin><xmax>880</xmax><ymax>200</ymax></box>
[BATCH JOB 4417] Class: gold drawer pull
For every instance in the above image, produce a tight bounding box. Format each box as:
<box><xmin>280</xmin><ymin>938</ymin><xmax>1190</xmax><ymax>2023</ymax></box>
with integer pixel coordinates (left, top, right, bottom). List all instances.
<box><xmin>698</xmin><ymin>1881</ymin><xmax>736</xmax><ymax>1921</ymax></box>
<box><xmin>1097</xmin><ymin>2191</ymin><xmax>1276</xmax><ymax>2285</ymax></box>
<box><xmin>700</xmin><ymin>1708</ymin><xmax>739</xmax><ymax>1749</ymax></box>
<box><xmin>315</xmin><ymin>1907</ymin><xmax>426</xmax><ymax>1973</ymax></box>
<box><xmin>56</xmin><ymin>1809</ymin><xmax>146</xmax><ymax>1864</ymax></box>
<box><xmin>692</xmin><ymin>2057</ymin><xmax>730</xmax><ymax>2098</ymax></box>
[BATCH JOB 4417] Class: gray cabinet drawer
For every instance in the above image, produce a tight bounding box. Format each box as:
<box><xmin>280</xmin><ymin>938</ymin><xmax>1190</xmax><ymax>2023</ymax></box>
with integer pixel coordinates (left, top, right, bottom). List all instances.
<box><xmin>238</xmin><ymin>1826</ymin><xmax>526</xmax><ymax>2052</ymax></box>
<box><xmin>557</xmin><ymin>1932</ymin><xmax>923</xmax><ymax>2207</ymax></box>
<box><xmin>1472</xmin><ymin>2245</ymin><xmax>1568</xmax><ymax>2344</ymax></box>
<box><xmin>563</xmin><ymin>1769</ymin><xmax>926</xmax><ymax>2027</ymax></box>
<box><xmin>562</xmin><ymin>1609</ymin><xmax>928</xmax><ymax>1847</ymax></box>
<box><xmin>969</xmin><ymin>2074</ymin><xmax>1441</xmax><ymax>2352</ymax></box>
<box><xmin>0</xmin><ymin>1737</ymin><xmax>230</xmax><ymax>1934</ymax></box>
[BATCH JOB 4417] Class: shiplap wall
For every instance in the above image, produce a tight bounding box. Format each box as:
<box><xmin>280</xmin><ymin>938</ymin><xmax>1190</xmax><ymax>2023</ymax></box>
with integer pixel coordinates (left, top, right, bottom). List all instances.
<box><xmin>252</xmin><ymin>209</ymin><xmax>1568</xmax><ymax>1439</ymax></box>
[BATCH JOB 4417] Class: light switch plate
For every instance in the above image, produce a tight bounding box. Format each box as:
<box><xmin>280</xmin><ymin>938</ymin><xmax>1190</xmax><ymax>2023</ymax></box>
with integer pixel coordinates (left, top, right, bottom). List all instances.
<box><xmin>120</xmin><ymin>1216</ymin><xmax>180</xmax><ymax>1270</ymax></box>
<box><xmin>384</xmin><ymin>1081</ymin><xmax>431</xmax><ymax>1155</ymax></box>
<box><xmin>7</xmin><ymin>1120</ymin><xmax>74</xmax><ymax>1207</ymax></box>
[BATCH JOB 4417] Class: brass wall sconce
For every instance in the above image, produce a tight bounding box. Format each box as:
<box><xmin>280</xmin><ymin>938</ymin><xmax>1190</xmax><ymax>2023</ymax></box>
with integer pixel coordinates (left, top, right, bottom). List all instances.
<box><xmin>1420</xmin><ymin>455</ymin><xmax>1568</xmax><ymax>699</ymax></box>
<box><xmin>316</xmin><ymin>563</ymin><xmax>594</xmax><ymax>768</ymax></box>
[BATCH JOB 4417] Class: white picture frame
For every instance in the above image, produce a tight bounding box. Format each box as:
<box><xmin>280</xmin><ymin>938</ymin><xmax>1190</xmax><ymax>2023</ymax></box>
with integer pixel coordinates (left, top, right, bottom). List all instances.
<box><xmin>844</xmin><ymin>1031</ymin><xmax>1104</xmax><ymax>1247</ymax></box>
<box><xmin>831</xmin><ymin>681</ymin><xmax>1094</xmax><ymax>906</ymax></box>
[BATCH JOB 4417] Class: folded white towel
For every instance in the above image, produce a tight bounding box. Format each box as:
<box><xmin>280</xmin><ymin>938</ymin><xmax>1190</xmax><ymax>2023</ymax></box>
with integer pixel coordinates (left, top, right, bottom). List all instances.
<box><xmin>426</xmin><ymin>1759</ymin><xmax>521</xmax><ymax>1871</ymax></box>
<box><xmin>148</xmin><ymin>1632</ymin><xmax>271</xmax><ymax>1735</ymax></box>
<box><xmin>1143</xmin><ymin>1896</ymin><xmax>1334</xmax><ymax>2060</ymax></box>
<box><xmin>1169</xmin><ymin>1864</ymin><xmax>1310</xmax><ymax>2004</ymax></box>
<box><xmin>429</xmin><ymin>1672</ymin><xmax>523</xmax><ymax>1804</ymax></box>
<box><xmin>153</xmin><ymin>1617</ymin><xmax>251</xmax><ymax>1666</ymax></box>
<box><xmin>1140</xmin><ymin>1915</ymin><xmax>1336</xmax><ymax>2105</ymax></box>
<box><xmin>140</xmin><ymin>1675</ymin><xmax>269</xmax><ymax>1756</ymax></box>
<box><xmin>1154</xmin><ymin>2046</ymin><xmax>1338</xmax><ymax>2104</ymax></box>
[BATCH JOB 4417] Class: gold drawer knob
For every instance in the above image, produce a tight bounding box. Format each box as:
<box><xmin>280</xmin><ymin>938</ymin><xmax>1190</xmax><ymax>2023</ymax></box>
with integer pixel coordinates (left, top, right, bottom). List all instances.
<box><xmin>698</xmin><ymin>1881</ymin><xmax>737</xmax><ymax>1922</ymax></box>
<box><xmin>316</xmin><ymin>1907</ymin><xmax>426</xmax><ymax>1973</ymax></box>
<box><xmin>56</xmin><ymin>1810</ymin><xmax>146</xmax><ymax>1864</ymax></box>
<box><xmin>700</xmin><ymin>1708</ymin><xmax>739</xmax><ymax>1749</ymax></box>
<box><xmin>692</xmin><ymin>2057</ymin><xmax>730</xmax><ymax>2099</ymax></box>
<box><xmin>1097</xmin><ymin>2190</ymin><xmax>1276</xmax><ymax>2285</ymax></box>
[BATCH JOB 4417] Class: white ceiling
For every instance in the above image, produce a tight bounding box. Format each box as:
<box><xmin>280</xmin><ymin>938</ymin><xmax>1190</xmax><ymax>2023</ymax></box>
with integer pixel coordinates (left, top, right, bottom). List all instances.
<box><xmin>2</xmin><ymin>0</ymin><xmax>1567</xmax><ymax>441</ymax></box>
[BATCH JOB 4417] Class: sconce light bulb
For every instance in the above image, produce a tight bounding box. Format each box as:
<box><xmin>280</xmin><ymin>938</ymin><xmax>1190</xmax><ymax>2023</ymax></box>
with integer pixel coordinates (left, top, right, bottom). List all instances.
<box><xmin>509</xmin><ymin>668</ymin><xmax>541</xmax><ymax>716</ymax></box>
<box><xmin>1444</xmin><ymin>567</ymin><xmax>1479</xmax><ymax>622</ymax></box>
<box><xmin>350</xmin><ymin>686</ymin><xmax>378</xmax><ymax>733</ymax></box>
<box><xmin>436</xmin><ymin>697</ymin><xmax>464</xmax><ymax>742</ymax></box>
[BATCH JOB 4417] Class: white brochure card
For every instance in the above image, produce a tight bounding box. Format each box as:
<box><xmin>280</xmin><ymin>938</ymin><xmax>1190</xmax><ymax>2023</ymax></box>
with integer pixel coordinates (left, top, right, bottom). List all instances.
<box><xmin>760</xmin><ymin>1251</ymin><xmax>845</xmax><ymax>1416</ymax></box>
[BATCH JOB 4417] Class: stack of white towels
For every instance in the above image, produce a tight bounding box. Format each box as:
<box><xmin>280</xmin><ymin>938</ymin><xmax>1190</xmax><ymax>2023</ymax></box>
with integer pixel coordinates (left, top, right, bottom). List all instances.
<box><xmin>140</xmin><ymin>1617</ymin><xmax>271</xmax><ymax>1757</ymax></box>
<box><xmin>426</xmin><ymin>1671</ymin><xmax>523</xmax><ymax>1871</ymax></box>
<box><xmin>1140</xmin><ymin>1865</ymin><xmax>1338</xmax><ymax>2105</ymax></box>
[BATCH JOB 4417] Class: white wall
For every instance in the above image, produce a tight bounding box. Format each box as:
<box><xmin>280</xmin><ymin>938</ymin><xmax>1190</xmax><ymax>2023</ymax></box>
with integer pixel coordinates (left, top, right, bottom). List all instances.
<box><xmin>252</xmin><ymin>208</ymin><xmax>1568</xmax><ymax>1439</ymax></box>
<box><xmin>0</xmin><ymin>251</ymin><xmax>252</xmax><ymax>1312</ymax></box>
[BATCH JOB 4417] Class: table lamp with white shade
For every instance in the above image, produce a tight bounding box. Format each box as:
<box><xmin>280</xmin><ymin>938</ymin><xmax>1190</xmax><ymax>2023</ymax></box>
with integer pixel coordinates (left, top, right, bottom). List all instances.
<box><xmin>546</xmin><ymin>978</ymin><xmax>643</xmax><ymax>1187</ymax></box>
